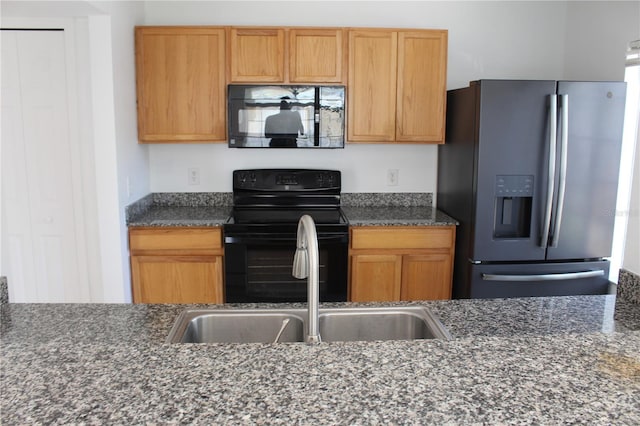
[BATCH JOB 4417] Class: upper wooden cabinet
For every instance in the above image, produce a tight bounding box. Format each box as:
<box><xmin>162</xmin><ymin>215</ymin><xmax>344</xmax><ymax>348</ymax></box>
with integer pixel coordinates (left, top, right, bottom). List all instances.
<box><xmin>228</xmin><ymin>27</ymin><xmax>346</xmax><ymax>84</ymax></box>
<box><xmin>396</xmin><ymin>31</ymin><xmax>448</xmax><ymax>142</ymax></box>
<box><xmin>289</xmin><ymin>28</ymin><xmax>346</xmax><ymax>83</ymax></box>
<box><xmin>135</xmin><ymin>27</ymin><xmax>227</xmax><ymax>143</ymax></box>
<box><xmin>229</xmin><ymin>27</ymin><xmax>285</xmax><ymax>82</ymax></box>
<box><xmin>134</xmin><ymin>26</ymin><xmax>446</xmax><ymax>144</ymax></box>
<box><xmin>347</xmin><ymin>30</ymin><xmax>398</xmax><ymax>142</ymax></box>
<box><xmin>348</xmin><ymin>29</ymin><xmax>448</xmax><ymax>144</ymax></box>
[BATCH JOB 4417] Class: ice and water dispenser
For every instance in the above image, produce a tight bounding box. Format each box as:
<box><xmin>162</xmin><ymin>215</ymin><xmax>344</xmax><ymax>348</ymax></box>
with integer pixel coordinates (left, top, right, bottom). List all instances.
<box><xmin>493</xmin><ymin>175</ymin><xmax>533</xmax><ymax>238</ymax></box>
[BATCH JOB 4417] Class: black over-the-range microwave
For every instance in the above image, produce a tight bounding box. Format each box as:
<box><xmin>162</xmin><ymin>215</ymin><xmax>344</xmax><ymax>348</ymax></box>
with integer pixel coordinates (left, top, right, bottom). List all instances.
<box><xmin>227</xmin><ymin>85</ymin><xmax>346</xmax><ymax>149</ymax></box>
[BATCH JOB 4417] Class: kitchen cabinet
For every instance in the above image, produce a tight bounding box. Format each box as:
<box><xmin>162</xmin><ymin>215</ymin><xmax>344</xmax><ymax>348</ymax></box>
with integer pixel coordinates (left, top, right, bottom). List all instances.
<box><xmin>229</xmin><ymin>27</ymin><xmax>346</xmax><ymax>83</ymax></box>
<box><xmin>229</xmin><ymin>27</ymin><xmax>285</xmax><ymax>82</ymax></box>
<box><xmin>347</xmin><ymin>29</ymin><xmax>447</xmax><ymax>143</ymax></box>
<box><xmin>349</xmin><ymin>226</ymin><xmax>455</xmax><ymax>302</ymax></box>
<box><xmin>129</xmin><ymin>227</ymin><xmax>224</xmax><ymax>304</ymax></box>
<box><xmin>134</xmin><ymin>27</ymin><xmax>226</xmax><ymax>143</ymax></box>
<box><xmin>289</xmin><ymin>28</ymin><xmax>346</xmax><ymax>83</ymax></box>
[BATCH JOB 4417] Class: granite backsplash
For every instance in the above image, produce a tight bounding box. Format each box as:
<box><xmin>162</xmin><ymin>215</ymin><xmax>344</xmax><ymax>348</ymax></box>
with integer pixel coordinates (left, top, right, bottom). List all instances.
<box><xmin>341</xmin><ymin>192</ymin><xmax>432</xmax><ymax>207</ymax></box>
<box><xmin>0</xmin><ymin>276</ymin><xmax>7</xmax><ymax>304</ymax></box>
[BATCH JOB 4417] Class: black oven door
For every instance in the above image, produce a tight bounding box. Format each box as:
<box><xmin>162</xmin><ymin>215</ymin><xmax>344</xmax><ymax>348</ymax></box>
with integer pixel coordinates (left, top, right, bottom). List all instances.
<box><xmin>224</xmin><ymin>233</ymin><xmax>348</xmax><ymax>303</ymax></box>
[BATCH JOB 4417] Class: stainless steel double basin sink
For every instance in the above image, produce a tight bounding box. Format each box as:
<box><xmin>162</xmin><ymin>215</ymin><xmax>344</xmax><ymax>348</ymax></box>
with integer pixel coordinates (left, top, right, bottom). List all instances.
<box><xmin>166</xmin><ymin>306</ymin><xmax>451</xmax><ymax>344</ymax></box>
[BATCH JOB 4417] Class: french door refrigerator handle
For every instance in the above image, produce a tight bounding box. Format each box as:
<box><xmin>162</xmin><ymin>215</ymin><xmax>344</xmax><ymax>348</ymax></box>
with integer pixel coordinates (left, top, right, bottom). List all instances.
<box><xmin>482</xmin><ymin>270</ymin><xmax>605</xmax><ymax>282</ymax></box>
<box><xmin>550</xmin><ymin>94</ymin><xmax>569</xmax><ymax>248</ymax></box>
<box><xmin>540</xmin><ymin>94</ymin><xmax>558</xmax><ymax>248</ymax></box>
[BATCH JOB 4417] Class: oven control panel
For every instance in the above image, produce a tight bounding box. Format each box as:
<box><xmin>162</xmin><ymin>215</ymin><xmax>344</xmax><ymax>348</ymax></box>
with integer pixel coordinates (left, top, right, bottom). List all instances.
<box><xmin>233</xmin><ymin>169</ymin><xmax>341</xmax><ymax>191</ymax></box>
<box><xmin>276</xmin><ymin>174</ymin><xmax>299</xmax><ymax>186</ymax></box>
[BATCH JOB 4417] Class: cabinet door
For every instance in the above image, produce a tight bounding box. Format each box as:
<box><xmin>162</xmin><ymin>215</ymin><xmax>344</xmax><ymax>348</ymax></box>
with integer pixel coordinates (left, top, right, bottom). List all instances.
<box><xmin>229</xmin><ymin>28</ymin><xmax>285</xmax><ymax>82</ymax></box>
<box><xmin>289</xmin><ymin>28</ymin><xmax>345</xmax><ymax>83</ymax></box>
<box><xmin>347</xmin><ymin>30</ymin><xmax>397</xmax><ymax>142</ymax></box>
<box><xmin>396</xmin><ymin>31</ymin><xmax>447</xmax><ymax>143</ymax></box>
<box><xmin>135</xmin><ymin>27</ymin><xmax>226</xmax><ymax>142</ymax></box>
<box><xmin>400</xmin><ymin>254</ymin><xmax>452</xmax><ymax>300</ymax></box>
<box><xmin>131</xmin><ymin>255</ymin><xmax>223</xmax><ymax>304</ymax></box>
<box><xmin>350</xmin><ymin>254</ymin><xmax>402</xmax><ymax>302</ymax></box>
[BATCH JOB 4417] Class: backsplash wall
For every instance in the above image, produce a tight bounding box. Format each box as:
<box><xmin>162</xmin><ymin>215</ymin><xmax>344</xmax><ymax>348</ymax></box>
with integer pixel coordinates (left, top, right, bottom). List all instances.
<box><xmin>149</xmin><ymin>143</ymin><xmax>440</xmax><ymax>193</ymax></box>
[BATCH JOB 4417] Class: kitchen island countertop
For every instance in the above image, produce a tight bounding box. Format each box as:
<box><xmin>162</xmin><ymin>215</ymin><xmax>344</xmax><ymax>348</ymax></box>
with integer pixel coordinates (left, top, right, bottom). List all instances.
<box><xmin>1</xmin><ymin>296</ymin><xmax>639</xmax><ymax>424</ymax></box>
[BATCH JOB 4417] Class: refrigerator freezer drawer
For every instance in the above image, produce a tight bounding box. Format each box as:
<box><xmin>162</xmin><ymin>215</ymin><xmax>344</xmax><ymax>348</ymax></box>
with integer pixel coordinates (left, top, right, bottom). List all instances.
<box><xmin>468</xmin><ymin>260</ymin><xmax>611</xmax><ymax>298</ymax></box>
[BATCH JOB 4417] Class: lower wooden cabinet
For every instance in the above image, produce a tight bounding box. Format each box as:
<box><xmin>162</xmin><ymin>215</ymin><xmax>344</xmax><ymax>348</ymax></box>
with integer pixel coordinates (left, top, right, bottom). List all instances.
<box><xmin>401</xmin><ymin>253</ymin><xmax>453</xmax><ymax>300</ymax></box>
<box><xmin>349</xmin><ymin>226</ymin><xmax>455</xmax><ymax>302</ymax></box>
<box><xmin>129</xmin><ymin>227</ymin><xmax>224</xmax><ymax>304</ymax></box>
<box><xmin>350</xmin><ymin>254</ymin><xmax>402</xmax><ymax>301</ymax></box>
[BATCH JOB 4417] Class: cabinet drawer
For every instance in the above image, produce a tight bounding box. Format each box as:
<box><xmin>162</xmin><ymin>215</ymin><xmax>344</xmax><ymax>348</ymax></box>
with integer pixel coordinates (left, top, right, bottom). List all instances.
<box><xmin>129</xmin><ymin>228</ymin><xmax>223</xmax><ymax>252</ymax></box>
<box><xmin>351</xmin><ymin>227</ymin><xmax>454</xmax><ymax>250</ymax></box>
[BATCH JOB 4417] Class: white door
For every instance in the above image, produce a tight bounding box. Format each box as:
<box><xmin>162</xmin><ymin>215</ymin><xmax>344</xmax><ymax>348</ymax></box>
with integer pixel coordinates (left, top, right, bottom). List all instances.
<box><xmin>1</xmin><ymin>29</ymin><xmax>90</xmax><ymax>302</ymax></box>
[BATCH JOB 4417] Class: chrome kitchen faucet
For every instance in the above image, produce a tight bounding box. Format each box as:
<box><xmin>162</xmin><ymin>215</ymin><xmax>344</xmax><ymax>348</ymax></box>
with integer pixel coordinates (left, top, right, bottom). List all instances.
<box><xmin>292</xmin><ymin>215</ymin><xmax>321</xmax><ymax>344</ymax></box>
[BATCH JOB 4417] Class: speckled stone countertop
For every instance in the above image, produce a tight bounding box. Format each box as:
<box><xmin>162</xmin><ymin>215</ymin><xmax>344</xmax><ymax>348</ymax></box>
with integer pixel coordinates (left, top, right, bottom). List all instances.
<box><xmin>2</xmin><ymin>296</ymin><xmax>639</xmax><ymax>424</ymax></box>
<box><xmin>342</xmin><ymin>206</ymin><xmax>457</xmax><ymax>226</ymax></box>
<box><xmin>127</xmin><ymin>205</ymin><xmax>232</xmax><ymax>227</ymax></box>
<box><xmin>126</xmin><ymin>192</ymin><xmax>232</xmax><ymax>227</ymax></box>
<box><xmin>341</xmin><ymin>192</ymin><xmax>458</xmax><ymax>226</ymax></box>
<box><xmin>126</xmin><ymin>192</ymin><xmax>458</xmax><ymax>227</ymax></box>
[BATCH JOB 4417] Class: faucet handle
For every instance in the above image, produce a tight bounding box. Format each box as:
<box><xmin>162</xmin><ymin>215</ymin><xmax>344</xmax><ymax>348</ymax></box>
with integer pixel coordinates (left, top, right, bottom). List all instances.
<box><xmin>292</xmin><ymin>246</ymin><xmax>308</xmax><ymax>279</ymax></box>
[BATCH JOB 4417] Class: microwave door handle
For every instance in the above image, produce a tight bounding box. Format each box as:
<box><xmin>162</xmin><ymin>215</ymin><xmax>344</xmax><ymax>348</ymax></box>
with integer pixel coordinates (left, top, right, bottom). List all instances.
<box><xmin>541</xmin><ymin>94</ymin><xmax>558</xmax><ymax>248</ymax></box>
<box><xmin>550</xmin><ymin>94</ymin><xmax>569</xmax><ymax>248</ymax></box>
<box><xmin>314</xmin><ymin>87</ymin><xmax>320</xmax><ymax>146</ymax></box>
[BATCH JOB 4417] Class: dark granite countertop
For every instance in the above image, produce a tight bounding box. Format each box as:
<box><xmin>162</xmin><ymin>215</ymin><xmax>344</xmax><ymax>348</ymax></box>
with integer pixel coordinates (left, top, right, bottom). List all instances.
<box><xmin>125</xmin><ymin>192</ymin><xmax>458</xmax><ymax>227</ymax></box>
<box><xmin>342</xmin><ymin>205</ymin><xmax>458</xmax><ymax>226</ymax></box>
<box><xmin>126</xmin><ymin>193</ymin><xmax>232</xmax><ymax>227</ymax></box>
<box><xmin>2</xmin><ymin>296</ymin><xmax>639</xmax><ymax>424</ymax></box>
<box><xmin>127</xmin><ymin>205</ymin><xmax>232</xmax><ymax>227</ymax></box>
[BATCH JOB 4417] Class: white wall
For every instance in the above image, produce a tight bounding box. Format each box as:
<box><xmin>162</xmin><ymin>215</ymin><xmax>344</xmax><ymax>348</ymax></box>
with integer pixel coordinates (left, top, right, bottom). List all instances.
<box><xmin>564</xmin><ymin>1</ymin><xmax>640</xmax><ymax>81</ymax></box>
<box><xmin>89</xmin><ymin>1</ymin><xmax>147</xmax><ymax>302</ymax></box>
<box><xmin>623</xmin><ymin>108</ymin><xmax>640</xmax><ymax>275</ymax></box>
<box><xmin>144</xmin><ymin>1</ymin><xmax>572</xmax><ymax>194</ymax></box>
<box><xmin>90</xmin><ymin>1</ymin><xmax>149</xmax><ymax>203</ymax></box>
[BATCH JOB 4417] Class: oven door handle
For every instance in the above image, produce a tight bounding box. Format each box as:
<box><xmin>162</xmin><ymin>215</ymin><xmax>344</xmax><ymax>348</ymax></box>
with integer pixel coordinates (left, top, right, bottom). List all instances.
<box><xmin>225</xmin><ymin>235</ymin><xmax>348</xmax><ymax>244</ymax></box>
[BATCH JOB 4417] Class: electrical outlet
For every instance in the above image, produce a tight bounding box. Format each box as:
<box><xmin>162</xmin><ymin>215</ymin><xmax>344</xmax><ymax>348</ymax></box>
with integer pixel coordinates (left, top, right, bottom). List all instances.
<box><xmin>188</xmin><ymin>168</ymin><xmax>200</xmax><ymax>185</ymax></box>
<box><xmin>387</xmin><ymin>169</ymin><xmax>399</xmax><ymax>186</ymax></box>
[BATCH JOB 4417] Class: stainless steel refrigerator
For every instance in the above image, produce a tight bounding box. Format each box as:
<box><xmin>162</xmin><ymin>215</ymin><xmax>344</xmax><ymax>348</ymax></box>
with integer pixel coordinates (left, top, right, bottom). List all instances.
<box><xmin>437</xmin><ymin>80</ymin><xmax>626</xmax><ymax>298</ymax></box>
